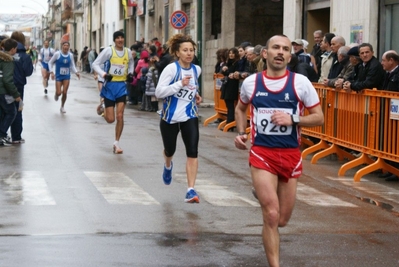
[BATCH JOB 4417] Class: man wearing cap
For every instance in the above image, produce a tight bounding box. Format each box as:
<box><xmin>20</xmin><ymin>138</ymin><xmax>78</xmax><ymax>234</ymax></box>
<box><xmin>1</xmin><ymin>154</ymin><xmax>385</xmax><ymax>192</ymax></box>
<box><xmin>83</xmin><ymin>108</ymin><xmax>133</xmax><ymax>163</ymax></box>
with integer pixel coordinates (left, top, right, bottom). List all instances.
<box><xmin>39</xmin><ymin>40</ymin><xmax>55</xmax><ymax>95</ymax></box>
<box><xmin>48</xmin><ymin>41</ymin><xmax>80</xmax><ymax>114</ymax></box>
<box><xmin>334</xmin><ymin>45</ymin><xmax>361</xmax><ymax>89</ymax></box>
<box><xmin>292</xmin><ymin>39</ymin><xmax>311</xmax><ymax>65</ymax></box>
<box><xmin>92</xmin><ymin>31</ymin><xmax>134</xmax><ymax>154</ymax></box>
<box><xmin>343</xmin><ymin>43</ymin><xmax>384</xmax><ymax>91</ymax></box>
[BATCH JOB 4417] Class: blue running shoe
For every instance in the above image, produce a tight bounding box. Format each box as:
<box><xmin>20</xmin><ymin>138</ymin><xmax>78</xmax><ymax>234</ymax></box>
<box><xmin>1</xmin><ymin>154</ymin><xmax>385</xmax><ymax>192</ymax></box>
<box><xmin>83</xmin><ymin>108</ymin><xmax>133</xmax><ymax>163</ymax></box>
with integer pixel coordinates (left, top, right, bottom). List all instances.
<box><xmin>163</xmin><ymin>162</ymin><xmax>173</xmax><ymax>185</ymax></box>
<box><xmin>185</xmin><ymin>189</ymin><xmax>200</xmax><ymax>203</ymax></box>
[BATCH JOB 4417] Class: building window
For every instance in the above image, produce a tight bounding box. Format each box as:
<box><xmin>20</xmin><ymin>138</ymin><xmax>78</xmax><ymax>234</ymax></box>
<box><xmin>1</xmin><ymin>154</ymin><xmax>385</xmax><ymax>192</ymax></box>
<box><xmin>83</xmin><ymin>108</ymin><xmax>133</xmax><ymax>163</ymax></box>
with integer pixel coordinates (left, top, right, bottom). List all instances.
<box><xmin>211</xmin><ymin>0</ymin><xmax>221</xmax><ymax>39</ymax></box>
<box><xmin>384</xmin><ymin>3</ymin><xmax>399</xmax><ymax>53</ymax></box>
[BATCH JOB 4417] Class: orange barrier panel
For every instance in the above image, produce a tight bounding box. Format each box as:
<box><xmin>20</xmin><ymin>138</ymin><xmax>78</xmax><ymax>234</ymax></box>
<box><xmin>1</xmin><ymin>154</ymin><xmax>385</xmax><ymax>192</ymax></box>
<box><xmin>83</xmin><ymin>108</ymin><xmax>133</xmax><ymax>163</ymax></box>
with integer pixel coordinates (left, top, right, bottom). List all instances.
<box><xmin>203</xmin><ymin>73</ymin><xmax>227</xmax><ymax>126</ymax></box>
<box><xmin>301</xmin><ymin>83</ymin><xmax>399</xmax><ymax>181</ymax></box>
<box><xmin>203</xmin><ymin>74</ymin><xmax>250</xmax><ymax>133</ymax></box>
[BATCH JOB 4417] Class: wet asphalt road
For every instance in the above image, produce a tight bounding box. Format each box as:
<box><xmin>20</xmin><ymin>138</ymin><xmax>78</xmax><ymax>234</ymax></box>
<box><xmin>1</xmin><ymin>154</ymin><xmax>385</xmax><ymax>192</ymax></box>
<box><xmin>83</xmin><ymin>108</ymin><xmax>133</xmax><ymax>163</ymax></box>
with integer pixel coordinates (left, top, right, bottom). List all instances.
<box><xmin>0</xmin><ymin>68</ymin><xmax>399</xmax><ymax>267</ymax></box>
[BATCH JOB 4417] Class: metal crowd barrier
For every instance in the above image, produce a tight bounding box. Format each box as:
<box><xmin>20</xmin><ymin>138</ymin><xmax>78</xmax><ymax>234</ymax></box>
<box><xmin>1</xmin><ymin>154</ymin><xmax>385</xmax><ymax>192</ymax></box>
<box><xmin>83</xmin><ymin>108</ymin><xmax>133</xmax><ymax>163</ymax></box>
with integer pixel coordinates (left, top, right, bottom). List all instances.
<box><xmin>302</xmin><ymin>84</ymin><xmax>399</xmax><ymax>181</ymax></box>
<box><xmin>203</xmin><ymin>74</ymin><xmax>249</xmax><ymax>133</ymax></box>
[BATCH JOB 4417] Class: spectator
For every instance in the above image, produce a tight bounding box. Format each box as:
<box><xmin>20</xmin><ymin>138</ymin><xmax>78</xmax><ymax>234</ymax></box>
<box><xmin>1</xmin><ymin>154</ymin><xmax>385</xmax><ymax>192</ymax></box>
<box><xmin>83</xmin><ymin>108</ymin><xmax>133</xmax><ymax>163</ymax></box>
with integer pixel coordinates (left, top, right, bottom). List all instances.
<box><xmin>252</xmin><ymin>44</ymin><xmax>264</xmax><ymax>72</ymax></box>
<box><xmin>135</xmin><ymin>50</ymin><xmax>150</xmax><ymax>110</ymax></box>
<box><xmin>237</xmin><ymin>46</ymin><xmax>256</xmax><ymax>79</ymax></box>
<box><xmin>287</xmin><ymin>54</ymin><xmax>318</xmax><ymax>82</ymax></box>
<box><xmin>149</xmin><ymin>44</ymin><xmax>157</xmax><ymax>58</ymax></box>
<box><xmin>236</xmin><ymin>41</ymin><xmax>251</xmax><ymax>76</ymax></box>
<box><xmin>88</xmin><ymin>48</ymin><xmax>96</xmax><ymax>74</ymax></box>
<box><xmin>301</xmin><ymin>39</ymin><xmax>318</xmax><ymax>74</ymax></box>
<box><xmin>9</xmin><ymin>31</ymin><xmax>33</xmax><ymax>144</ymax></box>
<box><xmin>379</xmin><ymin>50</ymin><xmax>399</xmax><ymax>182</ymax></box>
<box><xmin>381</xmin><ymin>50</ymin><xmax>399</xmax><ymax>91</ymax></box>
<box><xmin>220</xmin><ymin>47</ymin><xmax>240</xmax><ymax>128</ymax></box>
<box><xmin>324</xmin><ymin>36</ymin><xmax>346</xmax><ymax>85</ymax></box>
<box><xmin>127</xmin><ymin>49</ymin><xmax>140</xmax><ymax>105</ymax></box>
<box><xmin>311</xmin><ymin>30</ymin><xmax>324</xmax><ymax>76</ymax></box>
<box><xmin>318</xmin><ymin>33</ymin><xmax>335</xmax><ymax>83</ymax></box>
<box><xmin>343</xmin><ymin>43</ymin><xmax>385</xmax><ymax>91</ymax></box>
<box><xmin>214</xmin><ymin>48</ymin><xmax>228</xmax><ymax>73</ymax></box>
<box><xmin>292</xmin><ymin>39</ymin><xmax>311</xmax><ymax>65</ymax></box>
<box><xmin>327</xmin><ymin>46</ymin><xmax>354</xmax><ymax>88</ymax></box>
<box><xmin>80</xmin><ymin>46</ymin><xmax>88</xmax><ymax>72</ymax></box>
<box><xmin>145</xmin><ymin>59</ymin><xmax>159</xmax><ymax>112</ymax></box>
<box><xmin>0</xmin><ymin>38</ymin><xmax>21</xmax><ymax>145</ymax></box>
<box><xmin>73</xmin><ymin>49</ymin><xmax>78</xmax><ymax>64</ymax></box>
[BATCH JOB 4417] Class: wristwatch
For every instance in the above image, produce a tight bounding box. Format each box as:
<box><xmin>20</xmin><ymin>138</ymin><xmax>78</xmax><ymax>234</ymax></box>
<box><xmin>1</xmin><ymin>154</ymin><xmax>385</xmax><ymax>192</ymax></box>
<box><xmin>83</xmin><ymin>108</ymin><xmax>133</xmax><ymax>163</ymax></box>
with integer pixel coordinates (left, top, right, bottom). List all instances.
<box><xmin>238</xmin><ymin>132</ymin><xmax>247</xmax><ymax>136</ymax></box>
<box><xmin>291</xmin><ymin>114</ymin><xmax>300</xmax><ymax>125</ymax></box>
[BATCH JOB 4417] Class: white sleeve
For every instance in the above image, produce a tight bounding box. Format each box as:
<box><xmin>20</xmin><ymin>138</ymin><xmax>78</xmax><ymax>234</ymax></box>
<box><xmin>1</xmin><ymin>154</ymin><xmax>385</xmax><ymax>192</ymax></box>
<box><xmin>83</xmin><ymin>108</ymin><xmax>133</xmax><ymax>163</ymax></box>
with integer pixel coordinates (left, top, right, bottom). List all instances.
<box><xmin>92</xmin><ymin>47</ymin><xmax>112</xmax><ymax>77</ymax></box>
<box><xmin>155</xmin><ymin>63</ymin><xmax>184</xmax><ymax>99</ymax></box>
<box><xmin>294</xmin><ymin>74</ymin><xmax>320</xmax><ymax>109</ymax></box>
<box><xmin>48</xmin><ymin>52</ymin><xmax>60</xmax><ymax>73</ymax></box>
<box><xmin>239</xmin><ymin>74</ymin><xmax>256</xmax><ymax>104</ymax></box>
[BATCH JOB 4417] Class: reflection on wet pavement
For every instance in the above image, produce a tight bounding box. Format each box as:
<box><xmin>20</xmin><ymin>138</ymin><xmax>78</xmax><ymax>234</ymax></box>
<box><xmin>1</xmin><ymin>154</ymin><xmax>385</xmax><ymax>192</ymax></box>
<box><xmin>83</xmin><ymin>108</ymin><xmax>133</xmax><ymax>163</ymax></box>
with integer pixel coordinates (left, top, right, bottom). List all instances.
<box><xmin>0</xmin><ymin>171</ymin><xmax>56</xmax><ymax>205</ymax></box>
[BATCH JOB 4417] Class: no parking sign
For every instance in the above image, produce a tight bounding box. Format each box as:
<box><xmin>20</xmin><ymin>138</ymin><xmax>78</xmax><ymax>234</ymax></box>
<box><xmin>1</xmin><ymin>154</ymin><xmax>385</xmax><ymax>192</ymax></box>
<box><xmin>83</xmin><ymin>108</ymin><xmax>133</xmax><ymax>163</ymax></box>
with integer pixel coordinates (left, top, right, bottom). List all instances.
<box><xmin>170</xmin><ymin>10</ymin><xmax>188</xmax><ymax>30</ymax></box>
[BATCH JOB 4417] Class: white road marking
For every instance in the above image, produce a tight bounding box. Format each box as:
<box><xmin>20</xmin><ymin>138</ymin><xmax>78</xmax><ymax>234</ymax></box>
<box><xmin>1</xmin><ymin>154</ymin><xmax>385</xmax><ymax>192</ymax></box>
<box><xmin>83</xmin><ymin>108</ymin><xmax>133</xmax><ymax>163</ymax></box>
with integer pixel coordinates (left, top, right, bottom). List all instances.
<box><xmin>175</xmin><ymin>173</ymin><xmax>259</xmax><ymax>207</ymax></box>
<box><xmin>297</xmin><ymin>182</ymin><xmax>358</xmax><ymax>207</ymax></box>
<box><xmin>1</xmin><ymin>171</ymin><xmax>56</xmax><ymax>205</ymax></box>
<box><xmin>84</xmin><ymin>172</ymin><xmax>159</xmax><ymax>205</ymax></box>
<box><xmin>326</xmin><ymin>176</ymin><xmax>399</xmax><ymax>204</ymax></box>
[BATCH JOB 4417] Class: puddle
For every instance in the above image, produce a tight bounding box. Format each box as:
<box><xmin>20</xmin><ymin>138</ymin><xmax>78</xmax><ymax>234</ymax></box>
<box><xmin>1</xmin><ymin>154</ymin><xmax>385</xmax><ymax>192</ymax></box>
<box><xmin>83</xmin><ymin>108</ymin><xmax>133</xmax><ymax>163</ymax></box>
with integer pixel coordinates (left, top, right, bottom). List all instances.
<box><xmin>356</xmin><ymin>197</ymin><xmax>399</xmax><ymax>216</ymax></box>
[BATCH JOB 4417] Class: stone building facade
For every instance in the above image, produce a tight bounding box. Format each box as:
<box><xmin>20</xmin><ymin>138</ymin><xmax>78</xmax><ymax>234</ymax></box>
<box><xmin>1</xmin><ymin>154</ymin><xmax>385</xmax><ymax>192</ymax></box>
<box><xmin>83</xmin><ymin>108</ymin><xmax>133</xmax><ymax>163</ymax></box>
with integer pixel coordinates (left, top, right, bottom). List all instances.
<box><xmin>41</xmin><ymin>0</ymin><xmax>399</xmax><ymax>100</ymax></box>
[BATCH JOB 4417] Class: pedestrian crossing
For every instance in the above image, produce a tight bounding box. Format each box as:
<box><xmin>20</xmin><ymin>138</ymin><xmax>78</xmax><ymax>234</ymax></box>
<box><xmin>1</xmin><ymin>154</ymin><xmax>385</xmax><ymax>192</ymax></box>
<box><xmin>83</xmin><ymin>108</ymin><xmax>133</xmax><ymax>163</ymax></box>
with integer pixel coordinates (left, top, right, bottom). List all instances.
<box><xmin>0</xmin><ymin>171</ymin><xmax>364</xmax><ymax>208</ymax></box>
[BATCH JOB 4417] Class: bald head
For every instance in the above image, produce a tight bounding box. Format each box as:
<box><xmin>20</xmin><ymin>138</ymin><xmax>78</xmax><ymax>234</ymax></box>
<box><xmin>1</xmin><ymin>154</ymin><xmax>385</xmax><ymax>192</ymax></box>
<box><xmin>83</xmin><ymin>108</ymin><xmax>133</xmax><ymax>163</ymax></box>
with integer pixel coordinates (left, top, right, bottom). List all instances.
<box><xmin>331</xmin><ymin>36</ymin><xmax>346</xmax><ymax>53</ymax></box>
<box><xmin>381</xmin><ymin>50</ymin><xmax>399</xmax><ymax>71</ymax></box>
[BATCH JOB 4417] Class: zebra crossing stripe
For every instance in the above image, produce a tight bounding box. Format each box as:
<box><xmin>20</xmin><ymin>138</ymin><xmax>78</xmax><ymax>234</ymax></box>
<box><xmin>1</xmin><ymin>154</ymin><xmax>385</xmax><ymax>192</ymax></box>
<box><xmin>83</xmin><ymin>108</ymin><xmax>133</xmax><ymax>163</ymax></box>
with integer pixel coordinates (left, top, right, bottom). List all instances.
<box><xmin>296</xmin><ymin>183</ymin><xmax>358</xmax><ymax>207</ymax></box>
<box><xmin>1</xmin><ymin>171</ymin><xmax>56</xmax><ymax>205</ymax></box>
<box><xmin>84</xmin><ymin>172</ymin><xmax>160</xmax><ymax>205</ymax></box>
<box><xmin>184</xmin><ymin>177</ymin><xmax>259</xmax><ymax>207</ymax></box>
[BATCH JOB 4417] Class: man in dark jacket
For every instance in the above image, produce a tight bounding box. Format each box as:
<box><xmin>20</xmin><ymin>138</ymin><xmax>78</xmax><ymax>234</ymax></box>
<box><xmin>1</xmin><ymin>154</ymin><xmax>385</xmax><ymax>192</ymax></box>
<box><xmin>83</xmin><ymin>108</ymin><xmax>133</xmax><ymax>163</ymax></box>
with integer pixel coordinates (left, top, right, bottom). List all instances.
<box><xmin>0</xmin><ymin>38</ymin><xmax>21</xmax><ymax>145</ymax></box>
<box><xmin>326</xmin><ymin>46</ymin><xmax>354</xmax><ymax>88</ymax></box>
<box><xmin>153</xmin><ymin>44</ymin><xmax>173</xmax><ymax>75</ymax></box>
<box><xmin>10</xmin><ymin>31</ymin><xmax>34</xmax><ymax>144</ymax></box>
<box><xmin>311</xmin><ymin>30</ymin><xmax>324</xmax><ymax>77</ymax></box>
<box><xmin>379</xmin><ymin>50</ymin><xmax>399</xmax><ymax>182</ymax></box>
<box><xmin>381</xmin><ymin>50</ymin><xmax>399</xmax><ymax>91</ymax></box>
<box><xmin>343</xmin><ymin>43</ymin><xmax>385</xmax><ymax>91</ymax></box>
<box><xmin>288</xmin><ymin>54</ymin><xmax>318</xmax><ymax>82</ymax></box>
<box><xmin>326</xmin><ymin>36</ymin><xmax>346</xmax><ymax>83</ymax></box>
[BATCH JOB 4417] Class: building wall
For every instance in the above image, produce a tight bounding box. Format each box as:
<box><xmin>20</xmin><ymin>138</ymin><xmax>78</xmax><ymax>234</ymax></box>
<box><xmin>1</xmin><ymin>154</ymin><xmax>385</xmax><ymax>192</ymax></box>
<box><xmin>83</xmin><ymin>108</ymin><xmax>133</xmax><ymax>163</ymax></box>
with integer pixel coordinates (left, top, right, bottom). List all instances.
<box><xmin>283</xmin><ymin>0</ymin><xmax>379</xmax><ymax>50</ymax></box>
<box><xmin>330</xmin><ymin>0</ymin><xmax>379</xmax><ymax>47</ymax></box>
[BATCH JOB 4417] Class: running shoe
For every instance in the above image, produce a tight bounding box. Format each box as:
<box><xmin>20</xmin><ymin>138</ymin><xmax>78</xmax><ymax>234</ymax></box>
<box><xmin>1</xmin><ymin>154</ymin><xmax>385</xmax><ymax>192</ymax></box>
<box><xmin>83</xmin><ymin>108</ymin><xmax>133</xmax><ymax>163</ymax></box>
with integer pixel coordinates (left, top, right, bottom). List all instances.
<box><xmin>185</xmin><ymin>189</ymin><xmax>200</xmax><ymax>203</ymax></box>
<box><xmin>113</xmin><ymin>144</ymin><xmax>123</xmax><ymax>154</ymax></box>
<box><xmin>2</xmin><ymin>136</ymin><xmax>12</xmax><ymax>144</ymax></box>
<box><xmin>162</xmin><ymin>162</ymin><xmax>173</xmax><ymax>185</ymax></box>
<box><xmin>44</xmin><ymin>89</ymin><xmax>48</xmax><ymax>94</ymax></box>
<box><xmin>97</xmin><ymin>103</ymin><xmax>104</xmax><ymax>116</ymax></box>
<box><xmin>60</xmin><ymin>107</ymin><xmax>66</xmax><ymax>113</ymax></box>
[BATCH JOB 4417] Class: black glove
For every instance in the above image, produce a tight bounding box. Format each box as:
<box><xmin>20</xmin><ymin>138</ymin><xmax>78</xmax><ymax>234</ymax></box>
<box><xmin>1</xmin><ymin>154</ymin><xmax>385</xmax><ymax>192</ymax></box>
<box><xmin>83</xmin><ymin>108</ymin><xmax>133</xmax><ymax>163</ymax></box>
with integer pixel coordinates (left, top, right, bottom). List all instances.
<box><xmin>104</xmin><ymin>74</ymin><xmax>113</xmax><ymax>82</ymax></box>
<box><xmin>126</xmin><ymin>73</ymin><xmax>133</xmax><ymax>83</ymax></box>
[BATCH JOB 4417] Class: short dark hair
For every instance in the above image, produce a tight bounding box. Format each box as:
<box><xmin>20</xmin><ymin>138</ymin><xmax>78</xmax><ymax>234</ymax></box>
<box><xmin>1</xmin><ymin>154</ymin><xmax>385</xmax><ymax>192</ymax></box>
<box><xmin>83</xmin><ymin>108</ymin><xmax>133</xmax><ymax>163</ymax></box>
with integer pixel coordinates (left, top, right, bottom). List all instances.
<box><xmin>3</xmin><ymin>38</ymin><xmax>18</xmax><ymax>52</ymax></box>
<box><xmin>359</xmin><ymin>43</ymin><xmax>374</xmax><ymax>52</ymax></box>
